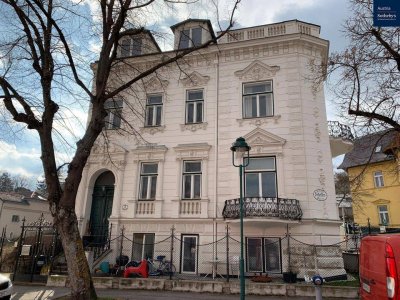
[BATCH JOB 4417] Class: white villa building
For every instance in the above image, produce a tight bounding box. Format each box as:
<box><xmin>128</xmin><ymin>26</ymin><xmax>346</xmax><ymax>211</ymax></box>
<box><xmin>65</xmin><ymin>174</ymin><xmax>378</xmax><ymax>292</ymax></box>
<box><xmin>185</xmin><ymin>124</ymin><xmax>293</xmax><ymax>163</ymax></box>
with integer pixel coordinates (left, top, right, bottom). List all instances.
<box><xmin>75</xmin><ymin>19</ymin><xmax>353</xmax><ymax>278</ymax></box>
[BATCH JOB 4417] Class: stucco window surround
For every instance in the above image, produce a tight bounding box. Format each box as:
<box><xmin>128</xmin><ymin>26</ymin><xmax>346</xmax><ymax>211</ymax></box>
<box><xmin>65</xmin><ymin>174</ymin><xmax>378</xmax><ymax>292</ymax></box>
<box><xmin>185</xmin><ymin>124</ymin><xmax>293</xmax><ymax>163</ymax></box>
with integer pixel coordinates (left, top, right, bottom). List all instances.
<box><xmin>139</xmin><ymin>76</ymin><xmax>169</xmax><ymax>135</ymax></box>
<box><xmin>243</xmin><ymin>128</ymin><xmax>286</xmax><ymax>198</ymax></box>
<box><xmin>131</xmin><ymin>145</ymin><xmax>168</xmax><ymax>202</ymax></box>
<box><xmin>179</xmin><ymin>72</ymin><xmax>210</xmax><ymax>132</ymax></box>
<box><xmin>234</xmin><ymin>60</ymin><xmax>281</xmax><ymax>126</ymax></box>
<box><xmin>173</xmin><ymin>143</ymin><xmax>211</xmax><ymax>201</ymax></box>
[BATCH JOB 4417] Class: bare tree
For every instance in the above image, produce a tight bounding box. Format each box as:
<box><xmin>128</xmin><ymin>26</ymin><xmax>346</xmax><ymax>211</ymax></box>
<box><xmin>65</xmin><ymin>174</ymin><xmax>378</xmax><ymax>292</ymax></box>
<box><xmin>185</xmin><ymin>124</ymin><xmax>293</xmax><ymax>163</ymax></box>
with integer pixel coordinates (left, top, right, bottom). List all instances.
<box><xmin>0</xmin><ymin>0</ymin><xmax>240</xmax><ymax>298</ymax></box>
<box><xmin>314</xmin><ymin>0</ymin><xmax>400</xmax><ymax>133</ymax></box>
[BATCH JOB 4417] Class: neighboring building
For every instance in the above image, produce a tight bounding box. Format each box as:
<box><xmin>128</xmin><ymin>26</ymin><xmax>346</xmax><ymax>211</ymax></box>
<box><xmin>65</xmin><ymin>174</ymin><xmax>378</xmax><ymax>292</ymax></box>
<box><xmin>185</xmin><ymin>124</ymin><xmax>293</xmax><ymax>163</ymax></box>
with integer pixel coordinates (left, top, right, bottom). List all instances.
<box><xmin>340</xmin><ymin>130</ymin><xmax>400</xmax><ymax>230</ymax></box>
<box><xmin>0</xmin><ymin>191</ymin><xmax>51</xmax><ymax>239</ymax></box>
<box><xmin>75</xmin><ymin>19</ymin><xmax>354</xmax><ymax>277</ymax></box>
<box><xmin>336</xmin><ymin>194</ymin><xmax>353</xmax><ymax>223</ymax></box>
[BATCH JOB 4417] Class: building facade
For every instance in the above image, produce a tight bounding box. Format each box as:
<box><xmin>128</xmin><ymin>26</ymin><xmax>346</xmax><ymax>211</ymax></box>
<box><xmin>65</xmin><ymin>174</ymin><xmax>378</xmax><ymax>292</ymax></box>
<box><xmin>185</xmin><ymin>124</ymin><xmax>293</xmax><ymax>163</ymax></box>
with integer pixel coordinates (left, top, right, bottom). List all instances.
<box><xmin>75</xmin><ymin>19</ymin><xmax>353</xmax><ymax>277</ymax></box>
<box><xmin>340</xmin><ymin>130</ymin><xmax>400</xmax><ymax>231</ymax></box>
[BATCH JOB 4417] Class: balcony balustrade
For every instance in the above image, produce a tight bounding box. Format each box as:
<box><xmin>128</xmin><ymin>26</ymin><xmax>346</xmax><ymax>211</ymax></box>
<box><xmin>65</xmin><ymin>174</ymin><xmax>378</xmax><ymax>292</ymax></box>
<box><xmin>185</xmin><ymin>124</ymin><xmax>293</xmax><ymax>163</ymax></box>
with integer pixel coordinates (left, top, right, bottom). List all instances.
<box><xmin>328</xmin><ymin>121</ymin><xmax>354</xmax><ymax>157</ymax></box>
<box><xmin>222</xmin><ymin>197</ymin><xmax>302</xmax><ymax>221</ymax></box>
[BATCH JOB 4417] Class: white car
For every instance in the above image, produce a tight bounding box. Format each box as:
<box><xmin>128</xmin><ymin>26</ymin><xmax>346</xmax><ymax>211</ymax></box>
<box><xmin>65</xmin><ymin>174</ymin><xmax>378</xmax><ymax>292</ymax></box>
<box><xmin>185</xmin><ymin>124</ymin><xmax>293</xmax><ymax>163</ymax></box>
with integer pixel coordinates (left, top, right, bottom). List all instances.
<box><xmin>0</xmin><ymin>274</ymin><xmax>12</xmax><ymax>300</ymax></box>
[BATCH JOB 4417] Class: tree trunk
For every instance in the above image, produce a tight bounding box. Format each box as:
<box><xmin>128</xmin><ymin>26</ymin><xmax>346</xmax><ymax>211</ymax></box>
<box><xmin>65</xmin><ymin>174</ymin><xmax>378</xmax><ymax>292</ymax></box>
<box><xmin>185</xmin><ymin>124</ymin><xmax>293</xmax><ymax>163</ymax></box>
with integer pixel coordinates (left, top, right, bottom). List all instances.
<box><xmin>54</xmin><ymin>204</ymin><xmax>97</xmax><ymax>299</ymax></box>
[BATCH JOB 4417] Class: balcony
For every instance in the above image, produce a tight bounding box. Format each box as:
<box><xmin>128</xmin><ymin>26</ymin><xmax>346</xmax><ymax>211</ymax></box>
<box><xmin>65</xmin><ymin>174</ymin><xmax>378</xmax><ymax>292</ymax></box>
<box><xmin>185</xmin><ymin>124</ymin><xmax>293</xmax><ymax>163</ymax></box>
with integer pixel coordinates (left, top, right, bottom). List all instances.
<box><xmin>328</xmin><ymin>121</ymin><xmax>354</xmax><ymax>157</ymax></box>
<box><xmin>222</xmin><ymin>197</ymin><xmax>302</xmax><ymax>221</ymax></box>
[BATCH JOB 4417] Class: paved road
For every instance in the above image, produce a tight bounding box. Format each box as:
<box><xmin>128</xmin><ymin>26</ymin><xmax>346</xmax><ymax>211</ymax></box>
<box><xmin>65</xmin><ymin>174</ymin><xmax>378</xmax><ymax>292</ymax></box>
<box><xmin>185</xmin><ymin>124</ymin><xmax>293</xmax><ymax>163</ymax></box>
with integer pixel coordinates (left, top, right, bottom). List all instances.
<box><xmin>11</xmin><ymin>285</ymin><xmax>320</xmax><ymax>300</ymax></box>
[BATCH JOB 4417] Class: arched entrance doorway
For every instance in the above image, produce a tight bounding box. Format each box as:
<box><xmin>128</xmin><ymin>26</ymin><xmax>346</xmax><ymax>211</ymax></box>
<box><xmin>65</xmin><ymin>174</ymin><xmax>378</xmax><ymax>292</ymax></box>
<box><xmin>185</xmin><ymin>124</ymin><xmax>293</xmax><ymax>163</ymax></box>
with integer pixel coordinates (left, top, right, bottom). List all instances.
<box><xmin>89</xmin><ymin>171</ymin><xmax>115</xmax><ymax>244</ymax></box>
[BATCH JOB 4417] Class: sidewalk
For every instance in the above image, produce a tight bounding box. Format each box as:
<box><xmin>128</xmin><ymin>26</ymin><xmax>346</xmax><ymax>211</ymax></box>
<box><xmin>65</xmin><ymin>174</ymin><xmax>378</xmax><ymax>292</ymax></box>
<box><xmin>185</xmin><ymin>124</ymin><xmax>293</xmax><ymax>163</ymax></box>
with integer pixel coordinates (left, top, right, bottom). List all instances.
<box><xmin>11</xmin><ymin>284</ymin><xmax>349</xmax><ymax>300</ymax></box>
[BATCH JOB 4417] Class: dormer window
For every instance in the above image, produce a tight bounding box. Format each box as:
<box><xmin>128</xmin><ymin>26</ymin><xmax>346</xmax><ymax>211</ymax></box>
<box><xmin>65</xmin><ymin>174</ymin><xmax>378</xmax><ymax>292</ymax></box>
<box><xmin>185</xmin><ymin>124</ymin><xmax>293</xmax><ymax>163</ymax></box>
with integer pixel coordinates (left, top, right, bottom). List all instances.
<box><xmin>375</xmin><ymin>145</ymin><xmax>382</xmax><ymax>152</ymax></box>
<box><xmin>179</xmin><ymin>27</ymin><xmax>202</xmax><ymax>49</ymax></box>
<box><xmin>120</xmin><ymin>37</ymin><xmax>142</xmax><ymax>57</ymax></box>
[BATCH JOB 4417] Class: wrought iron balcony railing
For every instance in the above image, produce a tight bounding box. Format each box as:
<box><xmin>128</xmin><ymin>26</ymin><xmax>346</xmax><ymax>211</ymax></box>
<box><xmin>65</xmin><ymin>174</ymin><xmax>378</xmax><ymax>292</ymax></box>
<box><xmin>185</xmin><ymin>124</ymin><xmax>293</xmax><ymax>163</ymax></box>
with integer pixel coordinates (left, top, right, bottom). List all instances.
<box><xmin>327</xmin><ymin>121</ymin><xmax>354</xmax><ymax>141</ymax></box>
<box><xmin>222</xmin><ymin>197</ymin><xmax>303</xmax><ymax>221</ymax></box>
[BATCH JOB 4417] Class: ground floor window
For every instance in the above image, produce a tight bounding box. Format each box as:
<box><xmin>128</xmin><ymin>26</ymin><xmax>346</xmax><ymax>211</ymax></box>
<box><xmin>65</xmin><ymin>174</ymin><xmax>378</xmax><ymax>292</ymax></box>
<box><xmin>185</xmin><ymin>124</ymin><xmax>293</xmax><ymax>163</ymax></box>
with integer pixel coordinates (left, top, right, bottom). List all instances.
<box><xmin>246</xmin><ymin>237</ymin><xmax>281</xmax><ymax>273</ymax></box>
<box><xmin>132</xmin><ymin>233</ymin><xmax>155</xmax><ymax>260</ymax></box>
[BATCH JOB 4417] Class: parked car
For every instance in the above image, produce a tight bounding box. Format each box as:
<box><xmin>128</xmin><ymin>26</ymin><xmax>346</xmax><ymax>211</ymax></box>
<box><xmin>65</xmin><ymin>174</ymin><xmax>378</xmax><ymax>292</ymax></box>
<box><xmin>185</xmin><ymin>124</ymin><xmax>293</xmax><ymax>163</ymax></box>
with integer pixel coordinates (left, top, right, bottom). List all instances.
<box><xmin>0</xmin><ymin>274</ymin><xmax>12</xmax><ymax>300</ymax></box>
<box><xmin>360</xmin><ymin>234</ymin><xmax>400</xmax><ymax>299</ymax></box>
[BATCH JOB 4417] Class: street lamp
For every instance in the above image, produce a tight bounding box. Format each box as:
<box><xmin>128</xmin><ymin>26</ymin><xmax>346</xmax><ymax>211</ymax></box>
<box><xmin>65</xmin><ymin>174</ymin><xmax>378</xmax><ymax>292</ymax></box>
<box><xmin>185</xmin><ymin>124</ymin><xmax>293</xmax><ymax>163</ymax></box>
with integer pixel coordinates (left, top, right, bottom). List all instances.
<box><xmin>230</xmin><ymin>137</ymin><xmax>251</xmax><ymax>300</ymax></box>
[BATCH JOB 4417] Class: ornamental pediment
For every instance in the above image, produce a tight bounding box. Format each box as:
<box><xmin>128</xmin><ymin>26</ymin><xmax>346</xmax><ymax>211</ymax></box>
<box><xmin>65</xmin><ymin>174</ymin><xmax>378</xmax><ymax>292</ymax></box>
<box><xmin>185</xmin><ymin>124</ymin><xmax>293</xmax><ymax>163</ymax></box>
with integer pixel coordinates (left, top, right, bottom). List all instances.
<box><xmin>243</xmin><ymin>128</ymin><xmax>285</xmax><ymax>155</ymax></box>
<box><xmin>173</xmin><ymin>143</ymin><xmax>211</xmax><ymax>160</ymax></box>
<box><xmin>180</xmin><ymin>71</ymin><xmax>210</xmax><ymax>87</ymax></box>
<box><xmin>372</xmin><ymin>199</ymin><xmax>390</xmax><ymax>205</ymax></box>
<box><xmin>234</xmin><ymin>60</ymin><xmax>280</xmax><ymax>81</ymax></box>
<box><xmin>144</xmin><ymin>76</ymin><xmax>169</xmax><ymax>92</ymax></box>
<box><xmin>91</xmin><ymin>142</ymin><xmax>127</xmax><ymax>155</ymax></box>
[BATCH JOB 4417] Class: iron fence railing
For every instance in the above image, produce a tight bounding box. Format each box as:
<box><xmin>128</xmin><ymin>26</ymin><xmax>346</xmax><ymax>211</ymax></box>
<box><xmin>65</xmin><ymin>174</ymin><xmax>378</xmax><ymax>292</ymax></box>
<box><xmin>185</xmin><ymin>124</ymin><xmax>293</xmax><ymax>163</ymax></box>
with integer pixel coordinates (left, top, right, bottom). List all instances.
<box><xmin>222</xmin><ymin>197</ymin><xmax>303</xmax><ymax>220</ymax></box>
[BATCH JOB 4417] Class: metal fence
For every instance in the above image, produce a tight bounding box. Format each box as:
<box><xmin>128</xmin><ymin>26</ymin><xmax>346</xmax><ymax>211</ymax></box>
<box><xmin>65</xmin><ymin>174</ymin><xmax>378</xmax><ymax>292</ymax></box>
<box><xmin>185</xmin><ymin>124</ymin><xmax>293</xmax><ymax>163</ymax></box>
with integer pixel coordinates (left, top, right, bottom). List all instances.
<box><xmin>85</xmin><ymin>226</ymin><xmax>362</xmax><ymax>282</ymax></box>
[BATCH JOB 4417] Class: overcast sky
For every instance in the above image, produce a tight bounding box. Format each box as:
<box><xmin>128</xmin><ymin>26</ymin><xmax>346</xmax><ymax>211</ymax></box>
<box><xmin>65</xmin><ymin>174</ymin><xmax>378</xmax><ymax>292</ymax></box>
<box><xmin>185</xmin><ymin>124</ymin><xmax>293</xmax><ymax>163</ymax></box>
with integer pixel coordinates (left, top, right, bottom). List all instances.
<box><xmin>0</xmin><ymin>0</ymin><xmax>350</xmax><ymax>185</ymax></box>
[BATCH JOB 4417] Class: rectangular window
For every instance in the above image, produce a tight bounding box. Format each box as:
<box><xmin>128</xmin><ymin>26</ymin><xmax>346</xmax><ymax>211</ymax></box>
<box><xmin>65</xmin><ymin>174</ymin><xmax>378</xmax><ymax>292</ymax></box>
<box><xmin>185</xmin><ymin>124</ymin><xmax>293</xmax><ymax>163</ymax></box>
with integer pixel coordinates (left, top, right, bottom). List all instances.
<box><xmin>120</xmin><ymin>37</ymin><xmax>142</xmax><ymax>57</ymax></box>
<box><xmin>139</xmin><ymin>163</ymin><xmax>158</xmax><ymax>200</ymax></box>
<box><xmin>374</xmin><ymin>171</ymin><xmax>384</xmax><ymax>187</ymax></box>
<box><xmin>182</xmin><ymin>161</ymin><xmax>201</xmax><ymax>199</ymax></box>
<box><xmin>104</xmin><ymin>99</ymin><xmax>123</xmax><ymax>129</ymax></box>
<box><xmin>378</xmin><ymin>205</ymin><xmax>389</xmax><ymax>225</ymax></box>
<box><xmin>186</xmin><ymin>89</ymin><xmax>203</xmax><ymax>124</ymax></box>
<box><xmin>178</xmin><ymin>28</ymin><xmax>202</xmax><ymax>49</ymax></box>
<box><xmin>11</xmin><ymin>215</ymin><xmax>19</xmax><ymax>222</ymax></box>
<box><xmin>243</xmin><ymin>81</ymin><xmax>273</xmax><ymax>118</ymax></box>
<box><xmin>145</xmin><ymin>94</ymin><xmax>163</xmax><ymax>127</ymax></box>
<box><xmin>132</xmin><ymin>233</ymin><xmax>155</xmax><ymax>260</ymax></box>
<box><xmin>246</xmin><ymin>237</ymin><xmax>281</xmax><ymax>273</ymax></box>
<box><xmin>244</xmin><ymin>157</ymin><xmax>277</xmax><ymax>198</ymax></box>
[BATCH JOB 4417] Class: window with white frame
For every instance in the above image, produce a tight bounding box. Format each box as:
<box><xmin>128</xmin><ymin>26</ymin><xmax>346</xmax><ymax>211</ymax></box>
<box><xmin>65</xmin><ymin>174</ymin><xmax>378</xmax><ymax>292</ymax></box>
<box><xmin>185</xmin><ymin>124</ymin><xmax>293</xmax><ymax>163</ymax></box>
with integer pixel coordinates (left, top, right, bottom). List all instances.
<box><xmin>244</xmin><ymin>157</ymin><xmax>277</xmax><ymax>198</ymax></box>
<box><xmin>145</xmin><ymin>94</ymin><xmax>163</xmax><ymax>127</ymax></box>
<box><xmin>243</xmin><ymin>81</ymin><xmax>273</xmax><ymax>118</ymax></box>
<box><xmin>120</xmin><ymin>37</ymin><xmax>142</xmax><ymax>57</ymax></box>
<box><xmin>374</xmin><ymin>171</ymin><xmax>384</xmax><ymax>188</ymax></box>
<box><xmin>378</xmin><ymin>205</ymin><xmax>389</xmax><ymax>225</ymax></box>
<box><xmin>182</xmin><ymin>161</ymin><xmax>201</xmax><ymax>199</ymax></box>
<box><xmin>139</xmin><ymin>163</ymin><xmax>158</xmax><ymax>200</ymax></box>
<box><xmin>11</xmin><ymin>215</ymin><xmax>20</xmax><ymax>222</ymax></box>
<box><xmin>132</xmin><ymin>233</ymin><xmax>155</xmax><ymax>260</ymax></box>
<box><xmin>186</xmin><ymin>90</ymin><xmax>203</xmax><ymax>124</ymax></box>
<box><xmin>178</xmin><ymin>27</ymin><xmax>202</xmax><ymax>49</ymax></box>
<box><xmin>104</xmin><ymin>99</ymin><xmax>123</xmax><ymax>129</ymax></box>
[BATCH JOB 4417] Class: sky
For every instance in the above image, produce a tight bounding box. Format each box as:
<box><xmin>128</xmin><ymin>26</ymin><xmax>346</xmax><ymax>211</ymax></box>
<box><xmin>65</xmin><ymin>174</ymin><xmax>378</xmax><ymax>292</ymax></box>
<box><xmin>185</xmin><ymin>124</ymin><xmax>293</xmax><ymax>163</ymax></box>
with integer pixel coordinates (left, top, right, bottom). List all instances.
<box><xmin>0</xmin><ymin>0</ymin><xmax>350</xmax><ymax>187</ymax></box>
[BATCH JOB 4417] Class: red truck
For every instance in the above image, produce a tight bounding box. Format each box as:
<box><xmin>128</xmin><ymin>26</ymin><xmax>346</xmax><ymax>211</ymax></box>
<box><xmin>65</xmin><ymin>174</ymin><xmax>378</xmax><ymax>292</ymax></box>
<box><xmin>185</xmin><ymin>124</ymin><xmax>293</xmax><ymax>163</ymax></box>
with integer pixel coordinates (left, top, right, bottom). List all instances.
<box><xmin>360</xmin><ymin>234</ymin><xmax>400</xmax><ymax>299</ymax></box>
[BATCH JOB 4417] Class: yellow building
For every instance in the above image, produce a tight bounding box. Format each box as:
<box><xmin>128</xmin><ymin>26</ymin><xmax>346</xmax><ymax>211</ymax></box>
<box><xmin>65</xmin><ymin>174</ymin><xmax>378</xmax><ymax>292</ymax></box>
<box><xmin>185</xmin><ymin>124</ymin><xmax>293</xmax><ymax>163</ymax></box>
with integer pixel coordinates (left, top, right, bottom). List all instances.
<box><xmin>340</xmin><ymin>130</ymin><xmax>400</xmax><ymax>229</ymax></box>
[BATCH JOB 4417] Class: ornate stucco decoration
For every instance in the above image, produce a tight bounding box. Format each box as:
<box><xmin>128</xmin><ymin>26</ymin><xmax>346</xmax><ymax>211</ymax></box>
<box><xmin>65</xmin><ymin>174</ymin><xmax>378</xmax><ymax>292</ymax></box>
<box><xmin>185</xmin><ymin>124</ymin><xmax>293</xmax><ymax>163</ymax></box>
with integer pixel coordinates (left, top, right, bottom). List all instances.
<box><xmin>372</xmin><ymin>199</ymin><xmax>390</xmax><ymax>205</ymax></box>
<box><xmin>243</xmin><ymin>127</ymin><xmax>286</xmax><ymax>155</ymax></box>
<box><xmin>180</xmin><ymin>122</ymin><xmax>208</xmax><ymax>132</ymax></box>
<box><xmin>234</xmin><ymin>60</ymin><xmax>280</xmax><ymax>81</ymax></box>
<box><xmin>173</xmin><ymin>143</ymin><xmax>211</xmax><ymax>160</ymax></box>
<box><xmin>139</xmin><ymin>125</ymin><xmax>166</xmax><ymax>135</ymax></box>
<box><xmin>237</xmin><ymin>115</ymin><xmax>281</xmax><ymax>127</ymax></box>
<box><xmin>89</xmin><ymin>142</ymin><xmax>128</xmax><ymax>168</ymax></box>
<box><xmin>132</xmin><ymin>144</ymin><xmax>168</xmax><ymax>162</ymax></box>
<box><xmin>144</xmin><ymin>76</ymin><xmax>169</xmax><ymax>92</ymax></box>
<box><xmin>180</xmin><ymin>71</ymin><xmax>210</xmax><ymax>87</ymax></box>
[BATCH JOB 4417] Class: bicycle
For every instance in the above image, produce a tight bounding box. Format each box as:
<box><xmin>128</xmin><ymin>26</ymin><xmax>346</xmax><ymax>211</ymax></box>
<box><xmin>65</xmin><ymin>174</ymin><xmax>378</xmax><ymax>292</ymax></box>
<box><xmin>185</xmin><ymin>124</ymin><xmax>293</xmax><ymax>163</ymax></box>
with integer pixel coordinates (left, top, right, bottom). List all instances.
<box><xmin>148</xmin><ymin>255</ymin><xmax>176</xmax><ymax>276</ymax></box>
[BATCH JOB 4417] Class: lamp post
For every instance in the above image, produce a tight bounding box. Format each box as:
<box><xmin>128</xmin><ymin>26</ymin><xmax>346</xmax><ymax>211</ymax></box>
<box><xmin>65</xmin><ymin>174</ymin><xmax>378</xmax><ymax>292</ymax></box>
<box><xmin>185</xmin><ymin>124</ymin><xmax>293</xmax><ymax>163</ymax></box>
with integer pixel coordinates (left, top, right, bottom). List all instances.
<box><xmin>231</xmin><ymin>137</ymin><xmax>251</xmax><ymax>300</ymax></box>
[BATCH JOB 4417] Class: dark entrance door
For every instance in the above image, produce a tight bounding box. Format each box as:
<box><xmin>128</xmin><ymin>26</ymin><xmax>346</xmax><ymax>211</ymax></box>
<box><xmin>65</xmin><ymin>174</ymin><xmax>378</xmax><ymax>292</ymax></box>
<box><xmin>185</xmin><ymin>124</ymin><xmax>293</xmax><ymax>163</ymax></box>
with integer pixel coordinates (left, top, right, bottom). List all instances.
<box><xmin>89</xmin><ymin>171</ymin><xmax>115</xmax><ymax>246</ymax></box>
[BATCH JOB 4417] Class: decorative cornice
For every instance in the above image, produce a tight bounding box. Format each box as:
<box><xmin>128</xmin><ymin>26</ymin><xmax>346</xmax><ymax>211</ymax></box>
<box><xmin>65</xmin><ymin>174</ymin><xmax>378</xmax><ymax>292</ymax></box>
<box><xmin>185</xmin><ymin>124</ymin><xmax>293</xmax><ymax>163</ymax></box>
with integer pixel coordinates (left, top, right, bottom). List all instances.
<box><xmin>237</xmin><ymin>115</ymin><xmax>281</xmax><ymax>127</ymax></box>
<box><xmin>180</xmin><ymin>71</ymin><xmax>210</xmax><ymax>87</ymax></box>
<box><xmin>234</xmin><ymin>60</ymin><xmax>280</xmax><ymax>81</ymax></box>
<box><xmin>173</xmin><ymin>143</ymin><xmax>211</xmax><ymax>160</ymax></box>
<box><xmin>180</xmin><ymin>122</ymin><xmax>208</xmax><ymax>132</ymax></box>
<box><xmin>132</xmin><ymin>144</ymin><xmax>168</xmax><ymax>162</ymax></box>
<box><xmin>144</xmin><ymin>76</ymin><xmax>169</xmax><ymax>92</ymax></box>
<box><xmin>139</xmin><ymin>126</ymin><xmax>166</xmax><ymax>135</ymax></box>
